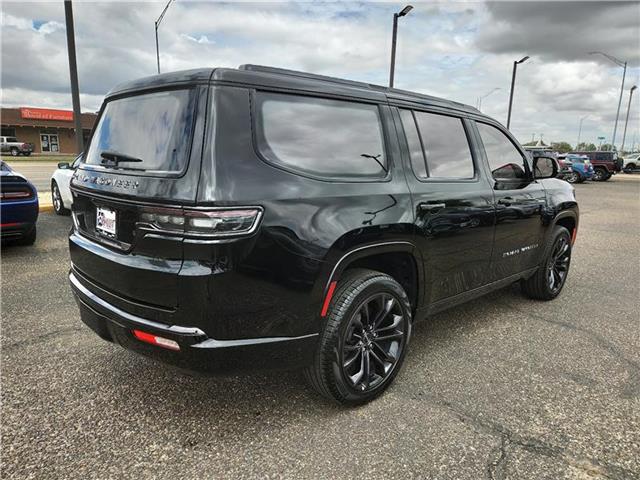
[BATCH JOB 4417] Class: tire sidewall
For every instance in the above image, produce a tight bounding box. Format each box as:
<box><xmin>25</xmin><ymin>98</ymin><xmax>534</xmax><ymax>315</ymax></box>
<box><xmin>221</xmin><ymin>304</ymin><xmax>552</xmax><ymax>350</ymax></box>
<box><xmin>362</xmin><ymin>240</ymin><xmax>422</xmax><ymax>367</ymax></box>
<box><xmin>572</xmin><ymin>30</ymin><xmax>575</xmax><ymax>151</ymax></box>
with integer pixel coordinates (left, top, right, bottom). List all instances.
<box><xmin>52</xmin><ymin>182</ymin><xmax>63</xmax><ymax>214</ymax></box>
<box><xmin>543</xmin><ymin>227</ymin><xmax>572</xmax><ymax>299</ymax></box>
<box><xmin>327</xmin><ymin>276</ymin><xmax>412</xmax><ymax>404</ymax></box>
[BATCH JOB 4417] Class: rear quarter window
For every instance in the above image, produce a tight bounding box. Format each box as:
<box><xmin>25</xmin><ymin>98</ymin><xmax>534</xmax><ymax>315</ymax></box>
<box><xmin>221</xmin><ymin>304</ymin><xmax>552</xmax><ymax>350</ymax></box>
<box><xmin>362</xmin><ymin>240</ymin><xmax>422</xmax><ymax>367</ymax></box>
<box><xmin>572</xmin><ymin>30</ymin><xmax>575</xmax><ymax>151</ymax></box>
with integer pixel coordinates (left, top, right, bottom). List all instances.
<box><xmin>254</xmin><ymin>92</ymin><xmax>388</xmax><ymax>181</ymax></box>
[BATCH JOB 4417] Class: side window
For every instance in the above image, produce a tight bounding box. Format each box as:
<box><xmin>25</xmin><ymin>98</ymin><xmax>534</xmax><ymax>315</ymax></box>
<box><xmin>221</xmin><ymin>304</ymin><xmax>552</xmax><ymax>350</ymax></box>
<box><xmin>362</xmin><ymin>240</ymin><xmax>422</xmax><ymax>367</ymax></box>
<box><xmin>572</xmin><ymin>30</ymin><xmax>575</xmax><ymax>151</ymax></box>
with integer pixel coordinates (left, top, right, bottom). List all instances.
<box><xmin>414</xmin><ymin>111</ymin><xmax>474</xmax><ymax>178</ymax></box>
<box><xmin>254</xmin><ymin>92</ymin><xmax>387</xmax><ymax>180</ymax></box>
<box><xmin>476</xmin><ymin>123</ymin><xmax>527</xmax><ymax>180</ymax></box>
<box><xmin>399</xmin><ymin>109</ymin><xmax>474</xmax><ymax>179</ymax></box>
<box><xmin>398</xmin><ymin>109</ymin><xmax>427</xmax><ymax>179</ymax></box>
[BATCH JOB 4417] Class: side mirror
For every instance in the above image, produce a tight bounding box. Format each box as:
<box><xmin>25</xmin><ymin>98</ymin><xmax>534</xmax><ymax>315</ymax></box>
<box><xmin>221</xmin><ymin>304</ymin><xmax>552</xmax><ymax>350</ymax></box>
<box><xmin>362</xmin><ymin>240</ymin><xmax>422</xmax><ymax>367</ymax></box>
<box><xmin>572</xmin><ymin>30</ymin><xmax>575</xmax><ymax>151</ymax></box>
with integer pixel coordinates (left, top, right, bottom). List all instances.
<box><xmin>533</xmin><ymin>156</ymin><xmax>558</xmax><ymax>179</ymax></box>
<box><xmin>57</xmin><ymin>162</ymin><xmax>70</xmax><ymax>169</ymax></box>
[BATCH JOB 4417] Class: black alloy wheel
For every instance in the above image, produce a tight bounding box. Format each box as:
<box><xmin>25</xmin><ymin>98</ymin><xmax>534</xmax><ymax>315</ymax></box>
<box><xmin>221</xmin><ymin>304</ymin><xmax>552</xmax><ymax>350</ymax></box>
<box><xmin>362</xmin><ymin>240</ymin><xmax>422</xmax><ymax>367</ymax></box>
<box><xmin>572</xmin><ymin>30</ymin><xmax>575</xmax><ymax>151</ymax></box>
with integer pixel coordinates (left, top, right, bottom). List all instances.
<box><xmin>304</xmin><ymin>268</ymin><xmax>412</xmax><ymax>405</ymax></box>
<box><xmin>341</xmin><ymin>293</ymin><xmax>406</xmax><ymax>392</ymax></box>
<box><xmin>546</xmin><ymin>234</ymin><xmax>570</xmax><ymax>296</ymax></box>
<box><xmin>521</xmin><ymin>226</ymin><xmax>572</xmax><ymax>300</ymax></box>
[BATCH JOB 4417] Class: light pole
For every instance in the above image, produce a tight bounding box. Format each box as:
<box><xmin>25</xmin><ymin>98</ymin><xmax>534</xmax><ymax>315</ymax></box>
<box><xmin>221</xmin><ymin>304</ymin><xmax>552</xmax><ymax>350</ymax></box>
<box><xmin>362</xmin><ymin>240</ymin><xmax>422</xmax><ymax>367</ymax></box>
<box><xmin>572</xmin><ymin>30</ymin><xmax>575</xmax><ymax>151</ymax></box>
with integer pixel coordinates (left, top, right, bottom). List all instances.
<box><xmin>620</xmin><ymin>85</ymin><xmax>638</xmax><ymax>155</ymax></box>
<box><xmin>64</xmin><ymin>0</ymin><xmax>83</xmax><ymax>154</ymax></box>
<box><xmin>155</xmin><ymin>0</ymin><xmax>175</xmax><ymax>74</ymax></box>
<box><xmin>389</xmin><ymin>5</ymin><xmax>413</xmax><ymax>88</ymax></box>
<box><xmin>477</xmin><ymin>87</ymin><xmax>500</xmax><ymax>112</ymax></box>
<box><xmin>506</xmin><ymin>56</ymin><xmax>529</xmax><ymax>130</ymax></box>
<box><xmin>590</xmin><ymin>51</ymin><xmax>627</xmax><ymax>153</ymax></box>
<box><xmin>576</xmin><ymin>114</ymin><xmax>589</xmax><ymax>150</ymax></box>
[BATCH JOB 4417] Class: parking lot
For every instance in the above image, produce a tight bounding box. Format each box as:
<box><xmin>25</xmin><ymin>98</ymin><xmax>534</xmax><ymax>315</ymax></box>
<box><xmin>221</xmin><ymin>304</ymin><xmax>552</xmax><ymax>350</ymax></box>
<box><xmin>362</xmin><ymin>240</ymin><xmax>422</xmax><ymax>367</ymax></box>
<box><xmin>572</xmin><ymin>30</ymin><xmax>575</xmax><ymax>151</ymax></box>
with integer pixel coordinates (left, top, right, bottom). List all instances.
<box><xmin>1</xmin><ymin>175</ymin><xmax>639</xmax><ymax>479</ymax></box>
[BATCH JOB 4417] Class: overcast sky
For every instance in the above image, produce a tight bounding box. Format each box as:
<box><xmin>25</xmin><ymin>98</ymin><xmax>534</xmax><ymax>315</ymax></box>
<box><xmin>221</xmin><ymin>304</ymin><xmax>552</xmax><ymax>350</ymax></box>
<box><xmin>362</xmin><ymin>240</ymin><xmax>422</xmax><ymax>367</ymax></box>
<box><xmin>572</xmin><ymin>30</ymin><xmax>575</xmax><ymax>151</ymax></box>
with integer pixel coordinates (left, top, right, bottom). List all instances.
<box><xmin>2</xmin><ymin>1</ymin><xmax>639</xmax><ymax>148</ymax></box>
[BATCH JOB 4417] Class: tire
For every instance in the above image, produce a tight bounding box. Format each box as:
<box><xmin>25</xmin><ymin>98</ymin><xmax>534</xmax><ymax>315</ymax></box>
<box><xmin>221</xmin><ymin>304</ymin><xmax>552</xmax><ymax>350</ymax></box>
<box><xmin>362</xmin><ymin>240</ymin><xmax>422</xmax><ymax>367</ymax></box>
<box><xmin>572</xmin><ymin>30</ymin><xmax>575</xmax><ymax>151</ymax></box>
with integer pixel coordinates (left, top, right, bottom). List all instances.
<box><xmin>625</xmin><ymin>163</ymin><xmax>636</xmax><ymax>173</ymax></box>
<box><xmin>304</xmin><ymin>268</ymin><xmax>412</xmax><ymax>405</ymax></box>
<box><xmin>51</xmin><ymin>181</ymin><xmax>69</xmax><ymax>215</ymax></box>
<box><xmin>521</xmin><ymin>226</ymin><xmax>571</xmax><ymax>301</ymax></box>
<box><xmin>566</xmin><ymin>172</ymin><xmax>579</xmax><ymax>184</ymax></box>
<box><xmin>17</xmin><ymin>225</ymin><xmax>36</xmax><ymax>246</ymax></box>
<box><xmin>23</xmin><ymin>152</ymin><xmax>31</xmax><ymax>157</ymax></box>
<box><xmin>10</xmin><ymin>147</ymin><xmax>18</xmax><ymax>157</ymax></box>
<box><xmin>602</xmin><ymin>172</ymin><xmax>612</xmax><ymax>181</ymax></box>
<box><xmin>592</xmin><ymin>167</ymin><xmax>608</xmax><ymax>181</ymax></box>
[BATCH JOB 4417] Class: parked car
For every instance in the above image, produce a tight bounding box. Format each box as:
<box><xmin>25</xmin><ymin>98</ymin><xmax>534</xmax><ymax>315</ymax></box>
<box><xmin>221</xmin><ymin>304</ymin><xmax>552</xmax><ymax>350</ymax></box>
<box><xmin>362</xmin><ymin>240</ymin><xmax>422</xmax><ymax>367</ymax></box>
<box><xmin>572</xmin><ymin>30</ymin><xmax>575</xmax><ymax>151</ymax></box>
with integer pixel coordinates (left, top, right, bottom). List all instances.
<box><xmin>68</xmin><ymin>65</ymin><xmax>579</xmax><ymax>405</ymax></box>
<box><xmin>0</xmin><ymin>161</ymin><xmax>38</xmax><ymax>245</ymax></box>
<box><xmin>0</xmin><ymin>136</ymin><xmax>34</xmax><ymax>157</ymax></box>
<box><xmin>562</xmin><ymin>154</ymin><xmax>594</xmax><ymax>183</ymax></box>
<box><xmin>570</xmin><ymin>150</ymin><xmax>622</xmax><ymax>181</ymax></box>
<box><xmin>554</xmin><ymin>156</ymin><xmax>574</xmax><ymax>180</ymax></box>
<box><xmin>51</xmin><ymin>155</ymin><xmax>81</xmax><ymax>215</ymax></box>
<box><xmin>622</xmin><ymin>153</ymin><xmax>640</xmax><ymax>173</ymax></box>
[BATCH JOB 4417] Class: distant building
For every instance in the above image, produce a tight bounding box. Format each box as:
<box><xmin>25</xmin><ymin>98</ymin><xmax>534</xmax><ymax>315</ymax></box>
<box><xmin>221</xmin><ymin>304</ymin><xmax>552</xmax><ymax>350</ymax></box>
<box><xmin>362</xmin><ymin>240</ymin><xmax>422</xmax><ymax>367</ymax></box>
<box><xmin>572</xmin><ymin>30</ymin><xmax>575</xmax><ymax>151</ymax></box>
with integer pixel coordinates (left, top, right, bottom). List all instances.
<box><xmin>0</xmin><ymin>107</ymin><xmax>97</xmax><ymax>155</ymax></box>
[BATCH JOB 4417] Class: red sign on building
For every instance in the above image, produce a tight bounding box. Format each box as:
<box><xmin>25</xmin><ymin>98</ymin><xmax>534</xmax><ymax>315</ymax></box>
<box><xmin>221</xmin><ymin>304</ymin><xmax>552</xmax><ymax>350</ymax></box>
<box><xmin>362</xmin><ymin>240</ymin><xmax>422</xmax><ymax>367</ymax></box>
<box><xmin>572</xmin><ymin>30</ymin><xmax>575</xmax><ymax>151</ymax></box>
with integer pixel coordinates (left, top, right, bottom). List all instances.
<box><xmin>20</xmin><ymin>107</ymin><xmax>74</xmax><ymax>122</ymax></box>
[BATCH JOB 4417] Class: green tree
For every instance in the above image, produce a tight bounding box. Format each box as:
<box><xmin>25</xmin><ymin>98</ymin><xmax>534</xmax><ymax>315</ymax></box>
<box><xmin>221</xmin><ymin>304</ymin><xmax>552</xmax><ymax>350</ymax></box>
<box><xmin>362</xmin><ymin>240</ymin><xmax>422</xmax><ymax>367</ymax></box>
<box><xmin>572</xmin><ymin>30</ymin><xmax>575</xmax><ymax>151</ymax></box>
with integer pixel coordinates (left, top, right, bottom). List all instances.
<box><xmin>576</xmin><ymin>142</ymin><xmax>597</xmax><ymax>151</ymax></box>
<box><xmin>551</xmin><ymin>141</ymin><xmax>573</xmax><ymax>153</ymax></box>
<box><xmin>600</xmin><ymin>144</ymin><xmax>616</xmax><ymax>151</ymax></box>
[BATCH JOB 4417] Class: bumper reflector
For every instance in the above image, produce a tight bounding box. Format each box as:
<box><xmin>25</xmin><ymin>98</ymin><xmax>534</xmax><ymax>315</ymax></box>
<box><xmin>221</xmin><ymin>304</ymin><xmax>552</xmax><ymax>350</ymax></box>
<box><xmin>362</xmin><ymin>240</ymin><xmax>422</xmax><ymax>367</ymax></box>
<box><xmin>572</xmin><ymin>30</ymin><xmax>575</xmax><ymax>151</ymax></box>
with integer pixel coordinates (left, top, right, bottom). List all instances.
<box><xmin>132</xmin><ymin>330</ymin><xmax>180</xmax><ymax>351</ymax></box>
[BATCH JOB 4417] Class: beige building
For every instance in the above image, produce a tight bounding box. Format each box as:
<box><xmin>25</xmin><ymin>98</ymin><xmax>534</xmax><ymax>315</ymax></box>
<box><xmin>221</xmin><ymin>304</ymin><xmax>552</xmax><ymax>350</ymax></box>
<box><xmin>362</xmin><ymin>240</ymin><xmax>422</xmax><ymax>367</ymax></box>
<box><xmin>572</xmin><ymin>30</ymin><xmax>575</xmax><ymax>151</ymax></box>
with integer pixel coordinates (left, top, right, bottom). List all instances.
<box><xmin>1</xmin><ymin>107</ymin><xmax>97</xmax><ymax>155</ymax></box>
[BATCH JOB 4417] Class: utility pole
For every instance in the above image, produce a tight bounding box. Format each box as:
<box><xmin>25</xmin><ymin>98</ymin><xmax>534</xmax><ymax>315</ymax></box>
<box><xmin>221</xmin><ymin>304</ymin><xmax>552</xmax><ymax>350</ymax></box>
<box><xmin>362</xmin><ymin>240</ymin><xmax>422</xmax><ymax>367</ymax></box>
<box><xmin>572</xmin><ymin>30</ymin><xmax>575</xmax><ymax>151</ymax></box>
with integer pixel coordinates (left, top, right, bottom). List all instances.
<box><xmin>576</xmin><ymin>115</ymin><xmax>589</xmax><ymax>150</ymax></box>
<box><xmin>620</xmin><ymin>85</ymin><xmax>637</xmax><ymax>155</ymax></box>
<box><xmin>64</xmin><ymin>0</ymin><xmax>83</xmax><ymax>154</ymax></box>
<box><xmin>590</xmin><ymin>52</ymin><xmax>627</xmax><ymax>152</ymax></box>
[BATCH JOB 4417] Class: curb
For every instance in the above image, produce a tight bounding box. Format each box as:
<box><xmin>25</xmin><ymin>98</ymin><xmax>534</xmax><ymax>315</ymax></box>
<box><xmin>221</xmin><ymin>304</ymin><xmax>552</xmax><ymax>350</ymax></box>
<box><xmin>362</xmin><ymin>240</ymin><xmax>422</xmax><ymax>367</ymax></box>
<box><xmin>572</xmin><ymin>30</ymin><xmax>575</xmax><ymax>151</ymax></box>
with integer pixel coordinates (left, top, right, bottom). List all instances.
<box><xmin>39</xmin><ymin>204</ymin><xmax>55</xmax><ymax>213</ymax></box>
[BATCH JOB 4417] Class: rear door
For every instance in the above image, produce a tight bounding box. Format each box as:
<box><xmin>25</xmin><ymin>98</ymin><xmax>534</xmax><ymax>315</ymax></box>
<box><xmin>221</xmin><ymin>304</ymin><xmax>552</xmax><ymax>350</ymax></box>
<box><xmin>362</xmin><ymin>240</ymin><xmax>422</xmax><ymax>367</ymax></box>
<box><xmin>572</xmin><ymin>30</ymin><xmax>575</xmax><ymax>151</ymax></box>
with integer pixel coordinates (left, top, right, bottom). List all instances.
<box><xmin>70</xmin><ymin>86</ymin><xmax>208</xmax><ymax>309</ymax></box>
<box><xmin>394</xmin><ymin>107</ymin><xmax>496</xmax><ymax>304</ymax></box>
<box><xmin>472</xmin><ymin>121</ymin><xmax>547</xmax><ymax>280</ymax></box>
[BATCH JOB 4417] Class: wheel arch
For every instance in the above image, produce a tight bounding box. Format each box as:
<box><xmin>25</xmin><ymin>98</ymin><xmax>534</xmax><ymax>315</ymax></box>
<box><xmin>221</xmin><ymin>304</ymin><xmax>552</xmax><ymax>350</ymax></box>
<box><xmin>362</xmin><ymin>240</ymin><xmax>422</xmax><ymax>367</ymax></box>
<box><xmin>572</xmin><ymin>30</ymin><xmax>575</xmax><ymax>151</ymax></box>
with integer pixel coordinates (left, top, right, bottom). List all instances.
<box><xmin>551</xmin><ymin>210</ymin><xmax>578</xmax><ymax>244</ymax></box>
<box><xmin>319</xmin><ymin>241</ymin><xmax>424</xmax><ymax>314</ymax></box>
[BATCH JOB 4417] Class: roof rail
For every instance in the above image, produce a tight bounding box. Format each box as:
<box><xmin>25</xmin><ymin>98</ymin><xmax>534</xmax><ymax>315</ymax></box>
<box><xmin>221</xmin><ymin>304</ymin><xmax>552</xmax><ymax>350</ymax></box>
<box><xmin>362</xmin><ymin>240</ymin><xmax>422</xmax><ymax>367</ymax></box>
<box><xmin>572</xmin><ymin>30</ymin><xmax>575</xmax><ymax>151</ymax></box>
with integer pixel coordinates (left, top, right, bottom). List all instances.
<box><xmin>237</xmin><ymin>64</ymin><xmax>478</xmax><ymax>113</ymax></box>
<box><xmin>238</xmin><ymin>64</ymin><xmax>375</xmax><ymax>90</ymax></box>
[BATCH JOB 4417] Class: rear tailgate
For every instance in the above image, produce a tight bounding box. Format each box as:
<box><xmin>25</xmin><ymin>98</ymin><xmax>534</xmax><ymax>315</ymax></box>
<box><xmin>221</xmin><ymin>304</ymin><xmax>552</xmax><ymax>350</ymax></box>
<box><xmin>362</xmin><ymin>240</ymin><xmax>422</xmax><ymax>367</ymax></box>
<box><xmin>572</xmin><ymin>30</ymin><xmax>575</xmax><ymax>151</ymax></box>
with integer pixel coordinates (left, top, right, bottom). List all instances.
<box><xmin>69</xmin><ymin>85</ymin><xmax>208</xmax><ymax>310</ymax></box>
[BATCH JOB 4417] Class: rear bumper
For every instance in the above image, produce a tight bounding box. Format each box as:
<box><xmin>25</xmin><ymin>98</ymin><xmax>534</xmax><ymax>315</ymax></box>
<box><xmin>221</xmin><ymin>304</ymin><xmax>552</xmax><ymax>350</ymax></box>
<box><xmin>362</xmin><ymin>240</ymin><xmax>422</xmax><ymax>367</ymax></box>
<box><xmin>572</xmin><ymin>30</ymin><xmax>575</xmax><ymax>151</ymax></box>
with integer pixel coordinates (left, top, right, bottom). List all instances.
<box><xmin>69</xmin><ymin>271</ymin><xmax>318</xmax><ymax>373</ymax></box>
<box><xmin>0</xmin><ymin>221</ymin><xmax>35</xmax><ymax>240</ymax></box>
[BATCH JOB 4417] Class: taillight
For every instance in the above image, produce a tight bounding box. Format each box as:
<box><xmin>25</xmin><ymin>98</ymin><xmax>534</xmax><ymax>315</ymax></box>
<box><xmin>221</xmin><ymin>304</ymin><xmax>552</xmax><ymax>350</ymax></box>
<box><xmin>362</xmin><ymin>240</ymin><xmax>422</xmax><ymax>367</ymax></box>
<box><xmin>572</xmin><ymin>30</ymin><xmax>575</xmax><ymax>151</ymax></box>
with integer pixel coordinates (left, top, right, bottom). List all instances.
<box><xmin>0</xmin><ymin>186</ymin><xmax>33</xmax><ymax>200</ymax></box>
<box><xmin>138</xmin><ymin>206</ymin><xmax>263</xmax><ymax>238</ymax></box>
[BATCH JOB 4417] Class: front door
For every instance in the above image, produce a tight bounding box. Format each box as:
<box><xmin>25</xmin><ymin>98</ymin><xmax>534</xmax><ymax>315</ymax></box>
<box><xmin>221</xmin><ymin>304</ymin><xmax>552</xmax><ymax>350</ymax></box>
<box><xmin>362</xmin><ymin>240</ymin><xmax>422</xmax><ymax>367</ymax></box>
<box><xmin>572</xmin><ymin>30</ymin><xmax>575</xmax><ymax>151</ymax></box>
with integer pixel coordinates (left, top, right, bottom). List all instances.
<box><xmin>473</xmin><ymin>121</ymin><xmax>547</xmax><ymax>280</ymax></box>
<box><xmin>395</xmin><ymin>108</ymin><xmax>496</xmax><ymax>304</ymax></box>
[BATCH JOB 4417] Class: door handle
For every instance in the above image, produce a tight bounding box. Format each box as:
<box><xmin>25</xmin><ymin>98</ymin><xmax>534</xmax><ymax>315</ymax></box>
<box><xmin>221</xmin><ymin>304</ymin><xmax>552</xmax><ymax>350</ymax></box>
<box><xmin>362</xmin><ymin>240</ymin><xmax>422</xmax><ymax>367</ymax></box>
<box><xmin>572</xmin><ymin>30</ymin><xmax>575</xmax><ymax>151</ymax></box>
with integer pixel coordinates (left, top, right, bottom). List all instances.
<box><xmin>418</xmin><ymin>202</ymin><xmax>446</xmax><ymax>212</ymax></box>
<box><xmin>498</xmin><ymin>197</ymin><xmax>514</xmax><ymax>206</ymax></box>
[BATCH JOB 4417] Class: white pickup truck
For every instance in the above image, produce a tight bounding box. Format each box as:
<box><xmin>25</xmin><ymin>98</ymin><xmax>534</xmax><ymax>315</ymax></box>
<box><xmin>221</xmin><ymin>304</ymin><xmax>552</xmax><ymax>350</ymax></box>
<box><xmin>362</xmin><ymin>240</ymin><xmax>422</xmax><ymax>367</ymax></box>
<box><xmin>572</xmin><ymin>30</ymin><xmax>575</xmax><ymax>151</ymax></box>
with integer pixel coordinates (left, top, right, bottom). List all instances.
<box><xmin>0</xmin><ymin>136</ymin><xmax>34</xmax><ymax>156</ymax></box>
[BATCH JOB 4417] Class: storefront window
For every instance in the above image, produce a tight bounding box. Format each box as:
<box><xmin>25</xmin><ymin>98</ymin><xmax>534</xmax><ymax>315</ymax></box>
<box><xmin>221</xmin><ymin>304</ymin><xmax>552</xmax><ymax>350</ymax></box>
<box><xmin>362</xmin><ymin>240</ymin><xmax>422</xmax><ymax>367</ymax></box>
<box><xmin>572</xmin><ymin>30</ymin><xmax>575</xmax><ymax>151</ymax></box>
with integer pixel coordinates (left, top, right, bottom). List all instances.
<box><xmin>40</xmin><ymin>133</ymin><xmax>59</xmax><ymax>153</ymax></box>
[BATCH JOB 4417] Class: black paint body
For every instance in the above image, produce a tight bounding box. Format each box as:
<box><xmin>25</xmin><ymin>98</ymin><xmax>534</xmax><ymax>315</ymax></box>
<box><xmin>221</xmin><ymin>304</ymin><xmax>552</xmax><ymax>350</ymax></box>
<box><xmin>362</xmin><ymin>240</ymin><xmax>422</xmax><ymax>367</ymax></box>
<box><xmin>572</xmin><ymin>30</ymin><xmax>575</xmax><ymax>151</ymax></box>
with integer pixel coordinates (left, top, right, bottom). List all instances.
<box><xmin>68</xmin><ymin>66</ymin><xmax>579</xmax><ymax>372</ymax></box>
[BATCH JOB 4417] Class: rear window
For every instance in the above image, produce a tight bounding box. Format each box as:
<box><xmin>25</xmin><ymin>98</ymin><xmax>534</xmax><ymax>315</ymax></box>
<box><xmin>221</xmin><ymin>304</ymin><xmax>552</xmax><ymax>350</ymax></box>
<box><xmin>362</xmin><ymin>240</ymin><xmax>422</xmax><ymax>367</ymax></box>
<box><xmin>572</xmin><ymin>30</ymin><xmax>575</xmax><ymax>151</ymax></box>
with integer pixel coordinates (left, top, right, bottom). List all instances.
<box><xmin>85</xmin><ymin>89</ymin><xmax>197</xmax><ymax>174</ymax></box>
<box><xmin>254</xmin><ymin>92</ymin><xmax>387</xmax><ymax>180</ymax></box>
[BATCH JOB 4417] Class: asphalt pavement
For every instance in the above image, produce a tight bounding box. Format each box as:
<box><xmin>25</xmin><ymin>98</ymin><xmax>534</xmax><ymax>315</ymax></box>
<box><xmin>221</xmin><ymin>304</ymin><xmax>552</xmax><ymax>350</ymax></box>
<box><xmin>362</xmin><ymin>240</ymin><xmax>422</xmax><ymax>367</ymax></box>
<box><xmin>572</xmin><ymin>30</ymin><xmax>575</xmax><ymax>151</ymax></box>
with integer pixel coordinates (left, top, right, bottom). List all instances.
<box><xmin>1</xmin><ymin>175</ymin><xmax>639</xmax><ymax>479</ymax></box>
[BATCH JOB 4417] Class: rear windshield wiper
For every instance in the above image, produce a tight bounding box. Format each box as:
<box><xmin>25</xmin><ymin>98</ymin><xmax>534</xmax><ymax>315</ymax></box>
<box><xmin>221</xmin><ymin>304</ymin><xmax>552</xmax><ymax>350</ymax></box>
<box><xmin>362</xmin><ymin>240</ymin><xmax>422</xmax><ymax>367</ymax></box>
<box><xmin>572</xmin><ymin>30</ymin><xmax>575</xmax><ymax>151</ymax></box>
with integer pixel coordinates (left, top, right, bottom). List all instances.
<box><xmin>100</xmin><ymin>150</ymin><xmax>143</xmax><ymax>165</ymax></box>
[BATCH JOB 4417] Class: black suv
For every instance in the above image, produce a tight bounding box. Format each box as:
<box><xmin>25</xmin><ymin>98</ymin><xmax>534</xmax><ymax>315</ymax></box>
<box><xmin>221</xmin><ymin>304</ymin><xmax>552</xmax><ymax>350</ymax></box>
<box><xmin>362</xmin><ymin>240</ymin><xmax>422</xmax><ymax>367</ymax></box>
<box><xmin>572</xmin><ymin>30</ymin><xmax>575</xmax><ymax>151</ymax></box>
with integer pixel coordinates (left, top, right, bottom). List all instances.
<box><xmin>69</xmin><ymin>65</ymin><xmax>579</xmax><ymax>405</ymax></box>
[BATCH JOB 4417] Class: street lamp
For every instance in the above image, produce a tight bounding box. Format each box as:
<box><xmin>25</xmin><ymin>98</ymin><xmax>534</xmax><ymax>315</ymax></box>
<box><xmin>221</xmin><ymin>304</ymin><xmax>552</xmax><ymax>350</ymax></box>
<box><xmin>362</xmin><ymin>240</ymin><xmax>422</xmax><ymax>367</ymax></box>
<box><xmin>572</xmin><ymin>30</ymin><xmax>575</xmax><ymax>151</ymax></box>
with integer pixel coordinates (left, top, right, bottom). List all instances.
<box><xmin>477</xmin><ymin>87</ymin><xmax>501</xmax><ymax>112</ymax></box>
<box><xmin>389</xmin><ymin>5</ymin><xmax>413</xmax><ymax>88</ymax></box>
<box><xmin>576</xmin><ymin>114</ymin><xmax>589</xmax><ymax>150</ymax></box>
<box><xmin>506</xmin><ymin>56</ymin><xmax>529</xmax><ymax>130</ymax></box>
<box><xmin>620</xmin><ymin>85</ymin><xmax>638</xmax><ymax>155</ymax></box>
<box><xmin>155</xmin><ymin>0</ymin><xmax>175</xmax><ymax>74</ymax></box>
<box><xmin>589</xmin><ymin>51</ymin><xmax>627</xmax><ymax>152</ymax></box>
